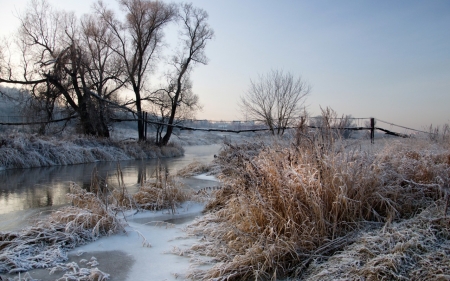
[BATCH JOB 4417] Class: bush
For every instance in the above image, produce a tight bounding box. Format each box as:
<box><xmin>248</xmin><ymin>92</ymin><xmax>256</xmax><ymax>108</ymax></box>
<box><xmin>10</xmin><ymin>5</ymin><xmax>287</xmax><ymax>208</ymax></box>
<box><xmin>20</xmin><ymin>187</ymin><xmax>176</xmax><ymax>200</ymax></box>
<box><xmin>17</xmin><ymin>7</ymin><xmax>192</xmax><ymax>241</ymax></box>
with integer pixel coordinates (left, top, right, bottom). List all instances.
<box><xmin>186</xmin><ymin>133</ymin><xmax>449</xmax><ymax>280</ymax></box>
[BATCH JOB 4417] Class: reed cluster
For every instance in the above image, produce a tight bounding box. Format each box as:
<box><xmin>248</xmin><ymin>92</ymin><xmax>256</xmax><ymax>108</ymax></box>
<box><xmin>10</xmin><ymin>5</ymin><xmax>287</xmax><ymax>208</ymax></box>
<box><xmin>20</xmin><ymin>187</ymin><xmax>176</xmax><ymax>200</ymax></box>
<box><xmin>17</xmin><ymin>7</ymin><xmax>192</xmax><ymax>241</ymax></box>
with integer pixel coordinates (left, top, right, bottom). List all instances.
<box><xmin>133</xmin><ymin>172</ymin><xmax>193</xmax><ymax>213</ymax></box>
<box><xmin>186</xmin><ymin>117</ymin><xmax>450</xmax><ymax>280</ymax></box>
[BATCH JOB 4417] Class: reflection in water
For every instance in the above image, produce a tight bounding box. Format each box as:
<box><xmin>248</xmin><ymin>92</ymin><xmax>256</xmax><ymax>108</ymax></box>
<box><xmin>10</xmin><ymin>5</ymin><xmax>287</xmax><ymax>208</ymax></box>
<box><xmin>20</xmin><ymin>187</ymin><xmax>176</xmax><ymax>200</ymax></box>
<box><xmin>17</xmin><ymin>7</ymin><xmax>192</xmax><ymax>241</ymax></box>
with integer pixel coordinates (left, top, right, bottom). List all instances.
<box><xmin>0</xmin><ymin>144</ymin><xmax>221</xmax><ymax>231</ymax></box>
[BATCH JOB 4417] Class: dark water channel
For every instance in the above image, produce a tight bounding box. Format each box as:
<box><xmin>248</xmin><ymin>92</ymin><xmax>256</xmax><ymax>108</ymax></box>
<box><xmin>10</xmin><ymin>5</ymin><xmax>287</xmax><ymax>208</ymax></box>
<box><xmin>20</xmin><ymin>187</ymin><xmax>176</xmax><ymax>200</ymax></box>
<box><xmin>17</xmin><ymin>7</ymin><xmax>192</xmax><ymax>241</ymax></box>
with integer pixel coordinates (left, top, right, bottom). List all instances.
<box><xmin>0</xmin><ymin>144</ymin><xmax>221</xmax><ymax>231</ymax></box>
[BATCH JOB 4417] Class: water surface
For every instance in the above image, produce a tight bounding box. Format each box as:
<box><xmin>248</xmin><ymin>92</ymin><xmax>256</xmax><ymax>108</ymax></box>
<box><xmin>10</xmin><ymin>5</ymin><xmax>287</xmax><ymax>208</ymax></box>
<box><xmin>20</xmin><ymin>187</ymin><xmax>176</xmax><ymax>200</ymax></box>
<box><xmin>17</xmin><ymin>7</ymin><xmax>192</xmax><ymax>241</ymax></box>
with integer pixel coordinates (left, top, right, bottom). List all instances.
<box><xmin>0</xmin><ymin>144</ymin><xmax>221</xmax><ymax>231</ymax></box>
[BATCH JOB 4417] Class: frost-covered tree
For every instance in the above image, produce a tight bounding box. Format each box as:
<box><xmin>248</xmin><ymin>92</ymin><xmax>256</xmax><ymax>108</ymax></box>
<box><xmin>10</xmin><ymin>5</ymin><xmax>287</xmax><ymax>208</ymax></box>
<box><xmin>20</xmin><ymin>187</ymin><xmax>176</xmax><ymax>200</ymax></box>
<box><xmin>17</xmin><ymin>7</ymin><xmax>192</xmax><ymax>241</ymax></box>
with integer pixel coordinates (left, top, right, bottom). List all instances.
<box><xmin>95</xmin><ymin>0</ymin><xmax>177</xmax><ymax>141</ymax></box>
<box><xmin>158</xmin><ymin>3</ymin><xmax>213</xmax><ymax>146</ymax></box>
<box><xmin>240</xmin><ymin>70</ymin><xmax>310</xmax><ymax>135</ymax></box>
<box><xmin>0</xmin><ymin>0</ymin><xmax>212</xmax><ymax>144</ymax></box>
<box><xmin>149</xmin><ymin>76</ymin><xmax>201</xmax><ymax>144</ymax></box>
<box><xmin>0</xmin><ymin>0</ymin><xmax>125</xmax><ymax>137</ymax></box>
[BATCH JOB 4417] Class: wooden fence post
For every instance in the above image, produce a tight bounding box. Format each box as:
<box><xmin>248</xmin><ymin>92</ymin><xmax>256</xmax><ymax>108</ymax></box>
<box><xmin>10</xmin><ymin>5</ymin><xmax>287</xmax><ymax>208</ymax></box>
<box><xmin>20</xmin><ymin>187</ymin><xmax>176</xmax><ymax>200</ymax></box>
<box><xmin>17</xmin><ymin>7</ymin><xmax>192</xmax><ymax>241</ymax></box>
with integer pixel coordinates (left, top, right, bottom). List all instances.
<box><xmin>370</xmin><ymin>118</ymin><xmax>375</xmax><ymax>144</ymax></box>
<box><xmin>144</xmin><ymin>111</ymin><xmax>148</xmax><ymax>141</ymax></box>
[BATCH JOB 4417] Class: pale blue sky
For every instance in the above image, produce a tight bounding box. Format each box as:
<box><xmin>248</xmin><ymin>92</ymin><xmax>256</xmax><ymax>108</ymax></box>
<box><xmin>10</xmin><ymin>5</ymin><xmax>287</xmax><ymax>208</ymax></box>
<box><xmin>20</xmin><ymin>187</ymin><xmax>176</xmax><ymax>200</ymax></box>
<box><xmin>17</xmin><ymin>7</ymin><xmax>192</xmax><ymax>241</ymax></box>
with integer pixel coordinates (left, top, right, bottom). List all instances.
<box><xmin>1</xmin><ymin>0</ymin><xmax>449</xmax><ymax>130</ymax></box>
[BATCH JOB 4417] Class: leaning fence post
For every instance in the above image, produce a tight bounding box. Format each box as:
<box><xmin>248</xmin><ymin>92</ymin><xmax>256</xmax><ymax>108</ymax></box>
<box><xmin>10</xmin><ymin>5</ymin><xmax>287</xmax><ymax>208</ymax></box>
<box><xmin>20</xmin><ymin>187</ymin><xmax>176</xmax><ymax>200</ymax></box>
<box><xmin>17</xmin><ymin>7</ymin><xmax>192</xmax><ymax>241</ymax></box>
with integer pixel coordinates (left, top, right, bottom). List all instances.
<box><xmin>370</xmin><ymin>118</ymin><xmax>375</xmax><ymax>144</ymax></box>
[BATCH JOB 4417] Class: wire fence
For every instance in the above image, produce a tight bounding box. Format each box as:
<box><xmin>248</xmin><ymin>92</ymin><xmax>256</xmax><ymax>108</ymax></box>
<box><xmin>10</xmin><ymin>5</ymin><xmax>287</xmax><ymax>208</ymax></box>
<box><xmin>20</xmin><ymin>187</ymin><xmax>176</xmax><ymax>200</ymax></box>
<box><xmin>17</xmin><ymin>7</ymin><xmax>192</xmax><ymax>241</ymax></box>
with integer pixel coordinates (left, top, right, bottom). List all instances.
<box><xmin>0</xmin><ymin>111</ymin><xmax>436</xmax><ymax>142</ymax></box>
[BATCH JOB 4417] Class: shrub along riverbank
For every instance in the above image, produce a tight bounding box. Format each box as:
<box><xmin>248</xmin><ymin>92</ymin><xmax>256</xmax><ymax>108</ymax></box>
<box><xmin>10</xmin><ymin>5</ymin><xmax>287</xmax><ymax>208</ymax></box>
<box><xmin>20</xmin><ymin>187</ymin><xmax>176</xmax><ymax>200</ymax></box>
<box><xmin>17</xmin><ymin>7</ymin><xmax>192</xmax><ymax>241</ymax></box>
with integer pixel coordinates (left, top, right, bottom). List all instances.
<box><xmin>0</xmin><ymin>133</ymin><xmax>184</xmax><ymax>170</ymax></box>
<box><xmin>184</xmin><ymin>128</ymin><xmax>450</xmax><ymax>280</ymax></box>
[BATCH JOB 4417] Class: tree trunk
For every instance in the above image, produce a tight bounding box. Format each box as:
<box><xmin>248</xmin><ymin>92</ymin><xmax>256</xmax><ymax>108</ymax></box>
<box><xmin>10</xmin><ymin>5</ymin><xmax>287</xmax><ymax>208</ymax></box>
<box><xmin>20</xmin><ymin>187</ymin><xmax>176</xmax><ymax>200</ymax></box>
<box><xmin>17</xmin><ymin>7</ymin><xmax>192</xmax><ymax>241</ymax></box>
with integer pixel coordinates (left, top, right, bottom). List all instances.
<box><xmin>96</xmin><ymin>100</ymin><xmax>110</xmax><ymax>138</ymax></box>
<box><xmin>134</xmin><ymin>91</ymin><xmax>145</xmax><ymax>141</ymax></box>
<box><xmin>160</xmin><ymin>62</ymin><xmax>190</xmax><ymax>146</ymax></box>
<box><xmin>79</xmin><ymin>105</ymin><xmax>97</xmax><ymax>135</ymax></box>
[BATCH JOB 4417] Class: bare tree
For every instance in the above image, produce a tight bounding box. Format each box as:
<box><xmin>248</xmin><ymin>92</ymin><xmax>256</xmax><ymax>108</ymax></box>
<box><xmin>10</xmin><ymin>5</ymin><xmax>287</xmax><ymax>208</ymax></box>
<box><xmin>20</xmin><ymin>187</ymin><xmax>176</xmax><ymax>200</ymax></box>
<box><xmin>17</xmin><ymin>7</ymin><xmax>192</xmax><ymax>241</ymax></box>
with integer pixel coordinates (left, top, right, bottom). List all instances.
<box><xmin>1</xmin><ymin>0</ymin><xmax>212</xmax><ymax>142</ymax></box>
<box><xmin>240</xmin><ymin>70</ymin><xmax>310</xmax><ymax>135</ymax></box>
<box><xmin>0</xmin><ymin>0</ymin><xmax>125</xmax><ymax>137</ymax></box>
<box><xmin>79</xmin><ymin>13</ymin><xmax>126</xmax><ymax>137</ymax></box>
<box><xmin>96</xmin><ymin>0</ymin><xmax>177</xmax><ymax>141</ymax></box>
<box><xmin>309</xmin><ymin>107</ymin><xmax>356</xmax><ymax>141</ymax></box>
<box><xmin>149</xmin><ymin>76</ymin><xmax>201</xmax><ymax>144</ymax></box>
<box><xmin>158</xmin><ymin>3</ymin><xmax>213</xmax><ymax>146</ymax></box>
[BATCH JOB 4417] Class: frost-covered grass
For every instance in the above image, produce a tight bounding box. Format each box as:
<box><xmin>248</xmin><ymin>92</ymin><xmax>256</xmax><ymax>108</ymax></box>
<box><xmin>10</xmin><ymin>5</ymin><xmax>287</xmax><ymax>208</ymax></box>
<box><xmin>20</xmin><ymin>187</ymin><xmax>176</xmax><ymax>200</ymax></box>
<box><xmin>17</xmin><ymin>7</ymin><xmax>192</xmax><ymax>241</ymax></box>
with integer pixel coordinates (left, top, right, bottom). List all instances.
<box><xmin>302</xmin><ymin>201</ymin><xmax>450</xmax><ymax>280</ymax></box>
<box><xmin>185</xmin><ymin>128</ymin><xmax>450</xmax><ymax>280</ymax></box>
<box><xmin>0</xmin><ymin>132</ymin><xmax>184</xmax><ymax>170</ymax></box>
<box><xmin>132</xmin><ymin>170</ymin><xmax>201</xmax><ymax>212</ymax></box>
<box><xmin>177</xmin><ymin>160</ymin><xmax>219</xmax><ymax>178</ymax></box>
<box><xmin>0</xmin><ymin>184</ymin><xmax>125</xmax><ymax>274</ymax></box>
<box><xmin>0</xmin><ymin>164</ymin><xmax>205</xmax><ymax>278</ymax></box>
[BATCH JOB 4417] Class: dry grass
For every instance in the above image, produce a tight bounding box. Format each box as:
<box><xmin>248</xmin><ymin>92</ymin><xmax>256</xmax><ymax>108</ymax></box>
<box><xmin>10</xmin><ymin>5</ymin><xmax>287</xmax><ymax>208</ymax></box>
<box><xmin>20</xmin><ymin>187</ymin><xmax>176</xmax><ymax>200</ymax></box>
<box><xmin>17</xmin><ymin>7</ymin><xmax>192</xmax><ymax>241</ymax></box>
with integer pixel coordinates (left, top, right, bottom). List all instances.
<box><xmin>133</xmin><ymin>179</ymin><xmax>193</xmax><ymax>213</ymax></box>
<box><xmin>303</xmin><ymin>201</ymin><xmax>450</xmax><ymax>281</ymax></box>
<box><xmin>185</xmin><ymin>114</ymin><xmax>450</xmax><ymax>280</ymax></box>
<box><xmin>177</xmin><ymin>161</ymin><xmax>213</xmax><ymax>177</ymax></box>
<box><xmin>0</xmin><ymin>184</ymin><xmax>125</xmax><ymax>274</ymax></box>
<box><xmin>0</xmin><ymin>132</ymin><xmax>184</xmax><ymax>169</ymax></box>
<box><xmin>0</xmin><ymin>162</ymin><xmax>198</xmax><ymax>276</ymax></box>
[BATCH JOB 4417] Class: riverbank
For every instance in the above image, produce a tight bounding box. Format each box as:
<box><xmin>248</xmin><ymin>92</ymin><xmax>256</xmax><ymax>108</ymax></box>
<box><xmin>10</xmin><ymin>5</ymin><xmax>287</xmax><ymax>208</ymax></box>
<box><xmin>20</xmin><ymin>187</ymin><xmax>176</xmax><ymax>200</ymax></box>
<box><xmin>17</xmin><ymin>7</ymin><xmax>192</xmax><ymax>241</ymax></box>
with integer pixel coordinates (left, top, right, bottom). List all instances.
<box><xmin>184</xmin><ymin>136</ymin><xmax>450</xmax><ymax>280</ymax></box>
<box><xmin>0</xmin><ymin>196</ymin><xmax>212</xmax><ymax>281</ymax></box>
<box><xmin>0</xmin><ymin>132</ymin><xmax>186</xmax><ymax>170</ymax></box>
<box><xmin>4</xmin><ymin>126</ymin><xmax>449</xmax><ymax>280</ymax></box>
<box><xmin>0</xmin><ymin>143</ymin><xmax>223</xmax><ymax>233</ymax></box>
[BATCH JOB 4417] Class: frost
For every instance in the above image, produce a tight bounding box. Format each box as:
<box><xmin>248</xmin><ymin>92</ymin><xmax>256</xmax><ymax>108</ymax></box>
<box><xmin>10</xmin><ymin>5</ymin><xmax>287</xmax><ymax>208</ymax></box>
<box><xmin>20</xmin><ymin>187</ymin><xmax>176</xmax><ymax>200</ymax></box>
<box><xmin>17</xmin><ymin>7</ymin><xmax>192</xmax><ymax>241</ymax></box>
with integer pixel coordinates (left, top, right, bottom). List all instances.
<box><xmin>0</xmin><ymin>132</ymin><xmax>185</xmax><ymax>170</ymax></box>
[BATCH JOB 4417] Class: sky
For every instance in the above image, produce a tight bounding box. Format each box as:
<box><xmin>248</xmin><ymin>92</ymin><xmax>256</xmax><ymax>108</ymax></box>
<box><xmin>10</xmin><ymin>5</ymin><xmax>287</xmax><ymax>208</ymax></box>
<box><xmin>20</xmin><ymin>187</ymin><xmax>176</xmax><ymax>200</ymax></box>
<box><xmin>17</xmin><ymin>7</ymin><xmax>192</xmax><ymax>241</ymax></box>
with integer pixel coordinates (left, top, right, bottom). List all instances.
<box><xmin>1</xmin><ymin>0</ymin><xmax>449</xmax><ymax>131</ymax></box>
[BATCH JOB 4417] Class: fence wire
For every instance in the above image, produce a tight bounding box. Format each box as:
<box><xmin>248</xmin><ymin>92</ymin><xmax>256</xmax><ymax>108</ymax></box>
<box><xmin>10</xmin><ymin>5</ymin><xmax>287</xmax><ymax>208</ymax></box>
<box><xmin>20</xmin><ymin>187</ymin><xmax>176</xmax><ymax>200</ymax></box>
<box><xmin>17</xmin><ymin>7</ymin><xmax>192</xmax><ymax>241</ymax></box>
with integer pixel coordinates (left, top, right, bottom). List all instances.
<box><xmin>0</xmin><ymin>112</ymin><xmax>434</xmax><ymax>140</ymax></box>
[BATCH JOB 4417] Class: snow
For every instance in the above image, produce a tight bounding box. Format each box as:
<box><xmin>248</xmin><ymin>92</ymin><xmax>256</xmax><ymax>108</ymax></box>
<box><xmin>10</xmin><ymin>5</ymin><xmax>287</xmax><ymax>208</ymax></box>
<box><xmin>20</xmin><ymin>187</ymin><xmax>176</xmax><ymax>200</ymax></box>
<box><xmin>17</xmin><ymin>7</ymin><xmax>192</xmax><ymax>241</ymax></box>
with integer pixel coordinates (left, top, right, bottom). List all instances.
<box><xmin>192</xmin><ymin>173</ymin><xmax>220</xmax><ymax>182</ymax></box>
<box><xmin>0</xmin><ymin>202</ymin><xmax>211</xmax><ymax>281</ymax></box>
<box><xmin>67</xmin><ymin>201</ymin><xmax>210</xmax><ymax>281</ymax></box>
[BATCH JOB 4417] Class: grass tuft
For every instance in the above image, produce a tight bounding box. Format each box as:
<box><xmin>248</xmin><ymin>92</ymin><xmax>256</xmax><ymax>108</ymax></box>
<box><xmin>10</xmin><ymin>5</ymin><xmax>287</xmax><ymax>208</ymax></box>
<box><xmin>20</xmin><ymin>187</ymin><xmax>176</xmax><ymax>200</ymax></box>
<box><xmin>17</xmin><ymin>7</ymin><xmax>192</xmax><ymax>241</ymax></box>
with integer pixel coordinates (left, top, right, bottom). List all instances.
<box><xmin>186</xmin><ymin>118</ymin><xmax>450</xmax><ymax>280</ymax></box>
<box><xmin>0</xmin><ymin>183</ymin><xmax>125</xmax><ymax>274</ymax></box>
<box><xmin>0</xmin><ymin>162</ymin><xmax>197</xmax><ymax>275</ymax></box>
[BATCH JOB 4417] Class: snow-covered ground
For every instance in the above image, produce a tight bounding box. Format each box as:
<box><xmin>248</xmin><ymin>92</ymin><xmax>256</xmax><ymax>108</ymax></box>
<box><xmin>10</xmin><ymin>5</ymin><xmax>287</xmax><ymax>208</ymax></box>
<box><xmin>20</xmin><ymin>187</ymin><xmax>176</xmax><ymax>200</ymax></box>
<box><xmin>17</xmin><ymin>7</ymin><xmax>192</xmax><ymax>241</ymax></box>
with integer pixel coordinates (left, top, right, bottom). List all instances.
<box><xmin>1</xmin><ymin>201</ymin><xmax>214</xmax><ymax>281</ymax></box>
<box><xmin>73</xmin><ymin>202</ymin><xmax>210</xmax><ymax>281</ymax></box>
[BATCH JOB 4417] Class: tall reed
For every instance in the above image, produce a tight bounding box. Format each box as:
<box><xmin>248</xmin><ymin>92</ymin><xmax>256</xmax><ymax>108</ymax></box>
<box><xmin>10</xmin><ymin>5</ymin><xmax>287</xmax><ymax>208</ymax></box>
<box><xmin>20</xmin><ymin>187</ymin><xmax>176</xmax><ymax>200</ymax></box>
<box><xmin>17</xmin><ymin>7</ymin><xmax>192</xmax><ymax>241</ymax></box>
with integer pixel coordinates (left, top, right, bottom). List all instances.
<box><xmin>187</xmin><ymin>112</ymin><xmax>449</xmax><ymax>280</ymax></box>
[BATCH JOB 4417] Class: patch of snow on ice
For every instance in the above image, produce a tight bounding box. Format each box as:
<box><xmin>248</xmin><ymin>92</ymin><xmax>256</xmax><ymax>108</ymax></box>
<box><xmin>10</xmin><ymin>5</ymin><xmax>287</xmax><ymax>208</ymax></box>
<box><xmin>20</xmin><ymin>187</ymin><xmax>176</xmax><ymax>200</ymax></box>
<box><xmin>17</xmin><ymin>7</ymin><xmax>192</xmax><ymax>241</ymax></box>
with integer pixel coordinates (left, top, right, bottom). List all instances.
<box><xmin>69</xmin><ymin>201</ymin><xmax>211</xmax><ymax>281</ymax></box>
<box><xmin>192</xmin><ymin>173</ymin><xmax>219</xmax><ymax>182</ymax></box>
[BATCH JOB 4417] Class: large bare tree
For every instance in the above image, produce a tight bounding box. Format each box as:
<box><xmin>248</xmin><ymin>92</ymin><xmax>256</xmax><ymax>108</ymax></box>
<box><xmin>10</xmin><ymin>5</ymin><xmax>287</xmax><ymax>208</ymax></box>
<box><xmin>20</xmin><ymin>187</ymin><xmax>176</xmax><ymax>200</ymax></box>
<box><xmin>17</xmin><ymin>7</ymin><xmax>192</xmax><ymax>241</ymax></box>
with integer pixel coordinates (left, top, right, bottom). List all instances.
<box><xmin>78</xmin><ymin>13</ymin><xmax>126</xmax><ymax>137</ymax></box>
<box><xmin>96</xmin><ymin>0</ymin><xmax>177</xmax><ymax>141</ymax></box>
<box><xmin>0</xmin><ymin>0</ymin><xmax>125</xmax><ymax>137</ymax></box>
<box><xmin>240</xmin><ymin>70</ymin><xmax>310</xmax><ymax>135</ymax></box>
<box><xmin>1</xmin><ymin>0</ymin><xmax>212</xmax><ymax>143</ymax></box>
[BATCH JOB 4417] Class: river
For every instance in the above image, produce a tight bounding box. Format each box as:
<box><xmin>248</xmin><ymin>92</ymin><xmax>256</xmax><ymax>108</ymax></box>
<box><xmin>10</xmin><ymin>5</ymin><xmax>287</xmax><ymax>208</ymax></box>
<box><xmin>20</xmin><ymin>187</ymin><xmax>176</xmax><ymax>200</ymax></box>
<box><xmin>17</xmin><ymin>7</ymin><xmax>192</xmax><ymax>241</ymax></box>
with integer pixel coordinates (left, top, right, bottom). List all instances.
<box><xmin>0</xmin><ymin>144</ymin><xmax>222</xmax><ymax>232</ymax></box>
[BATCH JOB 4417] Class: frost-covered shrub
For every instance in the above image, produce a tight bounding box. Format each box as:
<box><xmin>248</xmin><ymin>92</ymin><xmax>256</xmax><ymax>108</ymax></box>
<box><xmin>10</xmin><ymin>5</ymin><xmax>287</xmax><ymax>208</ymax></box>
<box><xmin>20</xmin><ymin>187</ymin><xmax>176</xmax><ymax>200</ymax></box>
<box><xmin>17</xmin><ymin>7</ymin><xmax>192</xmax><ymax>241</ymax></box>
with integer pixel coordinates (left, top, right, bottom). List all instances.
<box><xmin>187</xmin><ymin>136</ymin><xmax>450</xmax><ymax>280</ymax></box>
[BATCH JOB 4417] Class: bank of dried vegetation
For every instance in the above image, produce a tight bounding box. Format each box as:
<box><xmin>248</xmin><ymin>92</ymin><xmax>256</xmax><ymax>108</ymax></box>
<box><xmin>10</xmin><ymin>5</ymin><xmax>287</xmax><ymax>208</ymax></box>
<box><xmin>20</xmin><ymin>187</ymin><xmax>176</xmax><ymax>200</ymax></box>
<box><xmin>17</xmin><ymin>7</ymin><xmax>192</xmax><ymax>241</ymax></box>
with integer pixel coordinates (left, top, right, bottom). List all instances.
<box><xmin>185</xmin><ymin>114</ymin><xmax>450</xmax><ymax>280</ymax></box>
<box><xmin>0</xmin><ymin>132</ymin><xmax>184</xmax><ymax>170</ymax></box>
<box><xmin>2</xmin><ymin>112</ymin><xmax>450</xmax><ymax>280</ymax></box>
